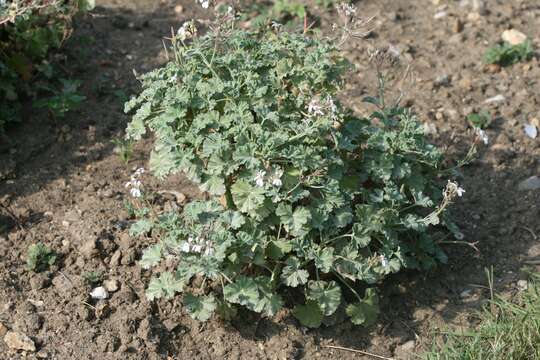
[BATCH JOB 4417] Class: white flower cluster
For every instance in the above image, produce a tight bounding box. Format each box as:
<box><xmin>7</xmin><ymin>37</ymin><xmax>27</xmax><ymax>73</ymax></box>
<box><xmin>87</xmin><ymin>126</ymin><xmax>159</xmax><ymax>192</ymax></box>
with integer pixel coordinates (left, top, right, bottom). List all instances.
<box><xmin>180</xmin><ymin>236</ymin><xmax>214</xmax><ymax>256</ymax></box>
<box><xmin>475</xmin><ymin>128</ymin><xmax>489</xmax><ymax>145</ymax></box>
<box><xmin>254</xmin><ymin>167</ymin><xmax>283</xmax><ymax>188</ymax></box>
<box><xmin>125</xmin><ymin>167</ymin><xmax>145</xmax><ymax>198</ymax></box>
<box><xmin>445</xmin><ymin>180</ymin><xmax>465</xmax><ymax>198</ymax></box>
<box><xmin>177</xmin><ymin>20</ymin><xmax>197</xmax><ymax>41</ymax></box>
<box><xmin>196</xmin><ymin>0</ymin><xmax>210</xmax><ymax>9</ymax></box>
<box><xmin>307</xmin><ymin>96</ymin><xmax>338</xmax><ymax>119</ymax></box>
<box><xmin>336</xmin><ymin>3</ymin><xmax>357</xmax><ymax>17</ymax></box>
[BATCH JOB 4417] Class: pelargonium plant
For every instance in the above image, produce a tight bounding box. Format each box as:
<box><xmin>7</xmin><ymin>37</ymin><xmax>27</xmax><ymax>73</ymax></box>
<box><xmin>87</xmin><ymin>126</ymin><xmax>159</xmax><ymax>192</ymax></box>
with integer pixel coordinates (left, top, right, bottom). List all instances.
<box><xmin>124</xmin><ymin>4</ymin><xmax>463</xmax><ymax>327</ymax></box>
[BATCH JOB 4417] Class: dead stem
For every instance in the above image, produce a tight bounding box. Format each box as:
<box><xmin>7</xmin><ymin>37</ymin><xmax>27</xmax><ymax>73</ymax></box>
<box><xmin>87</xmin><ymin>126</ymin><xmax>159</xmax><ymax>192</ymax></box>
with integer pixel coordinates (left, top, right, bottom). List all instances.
<box><xmin>321</xmin><ymin>345</ymin><xmax>395</xmax><ymax>360</ymax></box>
<box><xmin>438</xmin><ymin>240</ymin><xmax>480</xmax><ymax>254</ymax></box>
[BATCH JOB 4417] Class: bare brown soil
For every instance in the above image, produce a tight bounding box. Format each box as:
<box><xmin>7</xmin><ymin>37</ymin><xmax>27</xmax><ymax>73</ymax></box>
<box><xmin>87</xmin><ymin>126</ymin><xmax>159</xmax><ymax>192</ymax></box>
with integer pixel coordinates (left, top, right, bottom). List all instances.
<box><xmin>1</xmin><ymin>0</ymin><xmax>539</xmax><ymax>359</ymax></box>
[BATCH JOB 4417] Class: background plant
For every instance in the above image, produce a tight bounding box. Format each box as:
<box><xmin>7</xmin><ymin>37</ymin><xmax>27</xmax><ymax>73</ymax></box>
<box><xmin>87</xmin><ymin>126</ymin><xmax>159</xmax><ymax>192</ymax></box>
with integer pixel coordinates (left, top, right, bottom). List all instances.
<box><xmin>424</xmin><ymin>270</ymin><xmax>540</xmax><ymax>360</ymax></box>
<box><xmin>125</xmin><ymin>7</ymin><xmax>460</xmax><ymax>327</ymax></box>
<box><xmin>0</xmin><ymin>0</ymin><xmax>93</xmax><ymax>131</ymax></box>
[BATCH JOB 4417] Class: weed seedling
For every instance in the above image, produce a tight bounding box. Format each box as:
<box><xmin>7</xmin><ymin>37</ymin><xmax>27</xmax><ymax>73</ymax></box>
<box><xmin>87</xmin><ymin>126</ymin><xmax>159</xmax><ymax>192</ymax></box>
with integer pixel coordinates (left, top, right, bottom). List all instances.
<box><xmin>467</xmin><ymin>111</ymin><xmax>491</xmax><ymax>129</ymax></box>
<box><xmin>112</xmin><ymin>137</ymin><xmax>134</xmax><ymax>164</ymax></box>
<box><xmin>26</xmin><ymin>243</ymin><xmax>56</xmax><ymax>272</ymax></box>
<box><xmin>83</xmin><ymin>271</ymin><xmax>103</xmax><ymax>285</ymax></box>
<box><xmin>484</xmin><ymin>40</ymin><xmax>533</xmax><ymax>67</ymax></box>
<box><xmin>34</xmin><ymin>79</ymin><xmax>86</xmax><ymax>118</ymax></box>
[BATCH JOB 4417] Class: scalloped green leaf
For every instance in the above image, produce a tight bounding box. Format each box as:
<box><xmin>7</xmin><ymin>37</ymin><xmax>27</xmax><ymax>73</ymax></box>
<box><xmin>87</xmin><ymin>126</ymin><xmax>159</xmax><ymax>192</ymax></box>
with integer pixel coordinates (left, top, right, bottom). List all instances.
<box><xmin>293</xmin><ymin>300</ymin><xmax>323</xmax><ymax>328</ymax></box>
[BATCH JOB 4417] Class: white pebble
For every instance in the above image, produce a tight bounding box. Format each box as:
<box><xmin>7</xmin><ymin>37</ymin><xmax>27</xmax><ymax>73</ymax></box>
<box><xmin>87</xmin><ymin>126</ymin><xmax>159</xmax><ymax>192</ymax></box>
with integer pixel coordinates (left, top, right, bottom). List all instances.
<box><xmin>90</xmin><ymin>287</ymin><xmax>108</xmax><ymax>300</ymax></box>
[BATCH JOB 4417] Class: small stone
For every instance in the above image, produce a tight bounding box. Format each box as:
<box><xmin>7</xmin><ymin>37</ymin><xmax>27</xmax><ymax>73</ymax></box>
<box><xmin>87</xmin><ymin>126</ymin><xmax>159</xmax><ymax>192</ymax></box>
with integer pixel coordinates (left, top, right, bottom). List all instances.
<box><xmin>27</xmin><ymin>299</ymin><xmax>44</xmax><ymax>308</ymax></box>
<box><xmin>0</xmin><ymin>322</ymin><xmax>7</xmax><ymax>337</ymax></box>
<box><xmin>467</xmin><ymin>12</ymin><xmax>481</xmax><ymax>22</ymax></box>
<box><xmin>452</xmin><ymin>18</ymin><xmax>464</xmax><ymax>33</ymax></box>
<box><xmin>90</xmin><ymin>286</ymin><xmax>109</xmax><ymax>300</ymax></box>
<box><xmin>394</xmin><ymin>340</ymin><xmax>416</xmax><ymax>359</ymax></box>
<box><xmin>459</xmin><ymin>78</ymin><xmax>473</xmax><ymax>90</ymax></box>
<box><xmin>101</xmin><ymin>188</ymin><xmax>114</xmax><ymax>198</ymax></box>
<box><xmin>118</xmin><ymin>233</ymin><xmax>131</xmax><ymax>251</ymax></box>
<box><xmin>434</xmin><ymin>74</ymin><xmax>451</xmax><ymax>87</ymax></box>
<box><xmin>387</xmin><ymin>12</ymin><xmax>399</xmax><ymax>21</ymax></box>
<box><xmin>524</xmin><ymin>124</ymin><xmax>538</xmax><ymax>139</ymax></box>
<box><xmin>95</xmin><ymin>301</ymin><xmax>111</xmax><ymax>319</ymax></box>
<box><xmin>485</xmin><ymin>63</ymin><xmax>501</xmax><ymax>73</ymax></box>
<box><xmin>80</xmin><ymin>238</ymin><xmax>98</xmax><ymax>259</ymax></box>
<box><xmin>460</xmin><ymin>289</ymin><xmax>473</xmax><ymax>298</ymax></box>
<box><xmin>484</xmin><ymin>94</ymin><xmax>505</xmax><ymax>104</ymax></box>
<box><xmin>4</xmin><ymin>331</ymin><xmax>36</xmax><ymax>352</ymax></box>
<box><xmin>434</xmin><ymin>11</ymin><xmax>447</xmax><ymax>19</ymax></box>
<box><xmin>104</xmin><ymin>279</ymin><xmax>120</xmax><ymax>293</ymax></box>
<box><xmin>36</xmin><ymin>350</ymin><xmax>49</xmax><ymax>358</ymax></box>
<box><xmin>517</xmin><ymin>280</ymin><xmax>528</xmax><ymax>291</ymax></box>
<box><xmin>110</xmin><ymin>250</ymin><xmax>122</xmax><ymax>266</ymax></box>
<box><xmin>120</xmin><ymin>248</ymin><xmax>136</xmax><ymax>265</ymax></box>
<box><xmin>472</xmin><ymin>0</ymin><xmax>486</xmax><ymax>14</ymax></box>
<box><xmin>30</xmin><ymin>274</ymin><xmax>50</xmax><ymax>291</ymax></box>
<box><xmin>501</xmin><ymin>29</ymin><xmax>527</xmax><ymax>46</ymax></box>
<box><xmin>518</xmin><ymin>176</ymin><xmax>540</xmax><ymax>191</ymax></box>
<box><xmin>162</xmin><ymin>319</ymin><xmax>179</xmax><ymax>331</ymax></box>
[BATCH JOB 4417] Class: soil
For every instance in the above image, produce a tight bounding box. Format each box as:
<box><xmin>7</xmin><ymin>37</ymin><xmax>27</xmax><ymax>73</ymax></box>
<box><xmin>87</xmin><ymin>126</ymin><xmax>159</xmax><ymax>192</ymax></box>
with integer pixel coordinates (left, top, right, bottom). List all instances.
<box><xmin>1</xmin><ymin>0</ymin><xmax>539</xmax><ymax>359</ymax></box>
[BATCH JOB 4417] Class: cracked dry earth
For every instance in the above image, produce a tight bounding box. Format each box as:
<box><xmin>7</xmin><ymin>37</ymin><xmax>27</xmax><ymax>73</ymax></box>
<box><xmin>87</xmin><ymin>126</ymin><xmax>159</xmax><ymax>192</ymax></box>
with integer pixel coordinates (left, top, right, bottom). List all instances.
<box><xmin>1</xmin><ymin>0</ymin><xmax>540</xmax><ymax>359</ymax></box>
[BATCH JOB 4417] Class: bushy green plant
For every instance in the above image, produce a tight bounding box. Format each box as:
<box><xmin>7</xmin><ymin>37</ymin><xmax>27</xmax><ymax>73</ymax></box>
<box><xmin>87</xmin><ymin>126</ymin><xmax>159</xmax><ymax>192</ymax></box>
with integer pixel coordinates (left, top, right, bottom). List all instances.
<box><xmin>484</xmin><ymin>40</ymin><xmax>533</xmax><ymax>67</ymax></box>
<box><xmin>125</xmin><ymin>16</ymin><xmax>460</xmax><ymax>327</ymax></box>
<box><xmin>0</xmin><ymin>0</ymin><xmax>93</xmax><ymax>131</ymax></box>
<box><xmin>26</xmin><ymin>243</ymin><xmax>56</xmax><ymax>272</ymax></box>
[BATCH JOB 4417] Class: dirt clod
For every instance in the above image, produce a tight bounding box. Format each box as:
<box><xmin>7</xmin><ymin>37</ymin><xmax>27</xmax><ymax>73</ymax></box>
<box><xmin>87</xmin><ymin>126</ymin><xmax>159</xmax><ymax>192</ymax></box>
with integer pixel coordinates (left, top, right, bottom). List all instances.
<box><xmin>4</xmin><ymin>331</ymin><xmax>36</xmax><ymax>352</ymax></box>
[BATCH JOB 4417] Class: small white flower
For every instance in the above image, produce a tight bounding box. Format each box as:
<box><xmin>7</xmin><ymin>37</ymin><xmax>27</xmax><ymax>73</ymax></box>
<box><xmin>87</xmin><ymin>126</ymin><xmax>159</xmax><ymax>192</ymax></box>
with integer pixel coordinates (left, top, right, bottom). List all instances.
<box><xmin>476</xmin><ymin>128</ymin><xmax>489</xmax><ymax>145</ymax></box>
<box><xmin>337</xmin><ymin>3</ymin><xmax>357</xmax><ymax>17</ymax></box>
<box><xmin>132</xmin><ymin>179</ymin><xmax>142</xmax><ymax>188</ymax></box>
<box><xmin>456</xmin><ymin>186</ymin><xmax>466</xmax><ymax>197</ymax></box>
<box><xmin>270</xmin><ymin>168</ymin><xmax>284</xmax><ymax>187</ymax></box>
<box><xmin>197</xmin><ymin>0</ymin><xmax>210</xmax><ymax>9</ymax></box>
<box><xmin>271</xmin><ymin>21</ymin><xmax>282</xmax><ymax>30</ymax></box>
<box><xmin>192</xmin><ymin>244</ymin><xmax>203</xmax><ymax>253</ymax></box>
<box><xmin>130</xmin><ymin>188</ymin><xmax>142</xmax><ymax>198</ymax></box>
<box><xmin>180</xmin><ymin>242</ymin><xmax>191</xmax><ymax>253</ymax></box>
<box><xmin>177</xmin><ymin>21</ymin><xmax>197</xmax><ymax>41</ymax></box>
<box><xmin>380</xmin><ymin>255</ymin><xmax>389</xmax><ymax>269</ymax></box>
<box><xmin>308</xmin><ymin>99</ymin><xmax>324</xmax><ymax>117</ymax></box>
<box><xmin>204</xmin><ymin>247</ymin><xmax>214</xmax><ymax>256</ymax></box>
<box><xmin>254</xmin><ymin>170</ymin><xmax>266</xmax><ymax>187</ymax></box>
